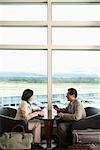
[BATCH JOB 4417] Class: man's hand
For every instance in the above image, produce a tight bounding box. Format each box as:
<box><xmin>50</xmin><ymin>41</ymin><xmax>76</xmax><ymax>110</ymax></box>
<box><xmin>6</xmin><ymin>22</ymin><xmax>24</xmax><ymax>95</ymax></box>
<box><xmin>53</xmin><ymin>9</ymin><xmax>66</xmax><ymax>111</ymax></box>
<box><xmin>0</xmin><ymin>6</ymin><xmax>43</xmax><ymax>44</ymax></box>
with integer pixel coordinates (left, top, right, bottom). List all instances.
<box><xmin>53</xmin><ymin>105</ymin><xmax>61</xmax><ymax>113</ymax></box>
<box><xmin>53</xmin><ymin>105</ymin><xmax>59</xmax><ymax>110</ymax></box>
<box><xmin>57</xmin><ymin>112</ymin><xmax>64</xmax><ymax>118</ymax></box>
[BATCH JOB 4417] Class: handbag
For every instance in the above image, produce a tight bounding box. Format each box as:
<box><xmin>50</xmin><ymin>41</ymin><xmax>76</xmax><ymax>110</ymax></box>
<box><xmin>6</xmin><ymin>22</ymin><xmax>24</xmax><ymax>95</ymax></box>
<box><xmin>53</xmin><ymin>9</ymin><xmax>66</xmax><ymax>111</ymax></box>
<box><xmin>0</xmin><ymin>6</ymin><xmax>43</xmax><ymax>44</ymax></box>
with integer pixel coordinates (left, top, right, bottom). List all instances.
<box><xmin>0</xmin><ymin>125</ymin><xmax>33</xmax><ymax>149</ymax></box>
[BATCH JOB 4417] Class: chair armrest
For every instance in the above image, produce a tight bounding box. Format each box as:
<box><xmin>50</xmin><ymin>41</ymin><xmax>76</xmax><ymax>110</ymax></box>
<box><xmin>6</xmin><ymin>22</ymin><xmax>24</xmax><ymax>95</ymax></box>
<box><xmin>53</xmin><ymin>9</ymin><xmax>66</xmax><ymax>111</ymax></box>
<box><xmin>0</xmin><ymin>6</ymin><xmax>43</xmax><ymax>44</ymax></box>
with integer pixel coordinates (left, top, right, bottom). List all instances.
<box><xmin>0</xmin><ymin>115</ymin><xmax>28</xmax><ymax>135</ymax></box>
<box><xmin>55</xmin><ymin>114</ymin><xmax>100</xmax><ymax>130</ymax></box>
<box><xmin>72</xmin><ymin>114</ymin><xmax>100</xmax><ymax>130</ymax></box>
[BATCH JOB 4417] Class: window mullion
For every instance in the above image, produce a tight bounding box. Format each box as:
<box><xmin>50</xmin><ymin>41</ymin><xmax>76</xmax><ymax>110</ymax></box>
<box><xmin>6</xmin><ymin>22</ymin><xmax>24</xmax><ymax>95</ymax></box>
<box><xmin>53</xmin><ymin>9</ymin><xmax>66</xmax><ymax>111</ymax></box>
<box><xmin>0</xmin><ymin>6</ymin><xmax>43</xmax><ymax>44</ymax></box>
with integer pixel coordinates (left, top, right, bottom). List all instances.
<box><xmin>47</xmin><ymin>0</ymin><xmax>52</xmax><ymax>118</ymax></box>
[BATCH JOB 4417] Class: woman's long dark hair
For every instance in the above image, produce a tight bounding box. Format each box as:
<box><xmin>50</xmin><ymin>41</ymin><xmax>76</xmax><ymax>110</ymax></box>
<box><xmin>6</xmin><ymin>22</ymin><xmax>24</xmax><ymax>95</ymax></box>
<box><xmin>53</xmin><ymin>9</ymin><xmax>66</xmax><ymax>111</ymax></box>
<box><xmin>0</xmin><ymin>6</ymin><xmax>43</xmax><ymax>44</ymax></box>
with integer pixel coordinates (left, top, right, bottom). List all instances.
<box><xmin>21</xmin><ymin>89</ymin><xmax>33</xmax><ymax>104</ymax></box>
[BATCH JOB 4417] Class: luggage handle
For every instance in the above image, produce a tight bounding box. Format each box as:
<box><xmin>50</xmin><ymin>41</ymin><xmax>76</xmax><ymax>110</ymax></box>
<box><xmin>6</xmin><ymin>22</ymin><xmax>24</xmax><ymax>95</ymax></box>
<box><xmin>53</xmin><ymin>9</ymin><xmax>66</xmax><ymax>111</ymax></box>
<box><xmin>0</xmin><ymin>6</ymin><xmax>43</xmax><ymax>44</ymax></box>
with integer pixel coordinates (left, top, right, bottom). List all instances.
<box><xmin>11</xmin><ymin>124</ymin><xmax>25</xmax><ymax>132</ymax></box>
<box><xmin>9</xmin><ymin>125</ymin><xmax>25</xmax><ymax>139</ymax></box>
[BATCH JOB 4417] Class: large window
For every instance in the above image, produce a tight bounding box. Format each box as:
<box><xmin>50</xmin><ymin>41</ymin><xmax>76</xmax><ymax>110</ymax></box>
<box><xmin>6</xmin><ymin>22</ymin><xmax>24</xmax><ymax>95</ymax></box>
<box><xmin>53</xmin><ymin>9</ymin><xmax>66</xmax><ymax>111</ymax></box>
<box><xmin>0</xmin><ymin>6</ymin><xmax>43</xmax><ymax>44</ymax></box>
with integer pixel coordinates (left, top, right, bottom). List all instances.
<box><xmin>0</xmin><ymin>0</ymin><xmax>100</xmax><ymax>113</ymax></box>
<box><xmin>0</xmin><ymin>50</ymin><xmax>47</xmax><ymax>107</ymax></box>
<box><xmin>52</xmin><ymin>51</ymin><xmax>100</xmax><ymax>108</ymax></box>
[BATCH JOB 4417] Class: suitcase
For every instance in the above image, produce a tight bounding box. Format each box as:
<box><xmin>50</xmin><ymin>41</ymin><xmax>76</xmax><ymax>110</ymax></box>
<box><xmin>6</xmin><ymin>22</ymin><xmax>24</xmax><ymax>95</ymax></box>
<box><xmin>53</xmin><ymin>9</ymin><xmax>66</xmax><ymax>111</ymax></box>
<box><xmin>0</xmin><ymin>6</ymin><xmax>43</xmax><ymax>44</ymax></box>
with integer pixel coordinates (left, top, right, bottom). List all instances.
<box><xmin>72</xmin><ymin>129</ymin><xmax>100</xmax><ymax>144</ymax></box>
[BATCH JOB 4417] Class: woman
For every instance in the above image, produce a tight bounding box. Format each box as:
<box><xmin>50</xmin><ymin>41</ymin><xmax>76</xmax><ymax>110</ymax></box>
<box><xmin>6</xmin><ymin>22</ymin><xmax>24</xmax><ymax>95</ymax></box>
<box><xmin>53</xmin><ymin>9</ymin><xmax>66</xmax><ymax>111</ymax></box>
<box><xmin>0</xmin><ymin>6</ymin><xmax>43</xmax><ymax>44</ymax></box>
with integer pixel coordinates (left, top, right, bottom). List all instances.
<box><xmin>15</xmin><ymin>89</ymin><xmax>44</xmax><ymax>149</ymax></box>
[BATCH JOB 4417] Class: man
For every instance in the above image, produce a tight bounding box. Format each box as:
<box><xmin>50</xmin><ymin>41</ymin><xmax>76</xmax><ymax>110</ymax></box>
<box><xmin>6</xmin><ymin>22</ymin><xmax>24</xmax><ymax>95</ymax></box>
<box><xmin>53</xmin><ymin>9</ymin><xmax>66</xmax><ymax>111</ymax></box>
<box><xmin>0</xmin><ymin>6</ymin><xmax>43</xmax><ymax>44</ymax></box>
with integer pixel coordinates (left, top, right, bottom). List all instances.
<box><xmin>53</xmin><ymin>88</ymin><xmax>86</xmax><ymax>149</ymax></box>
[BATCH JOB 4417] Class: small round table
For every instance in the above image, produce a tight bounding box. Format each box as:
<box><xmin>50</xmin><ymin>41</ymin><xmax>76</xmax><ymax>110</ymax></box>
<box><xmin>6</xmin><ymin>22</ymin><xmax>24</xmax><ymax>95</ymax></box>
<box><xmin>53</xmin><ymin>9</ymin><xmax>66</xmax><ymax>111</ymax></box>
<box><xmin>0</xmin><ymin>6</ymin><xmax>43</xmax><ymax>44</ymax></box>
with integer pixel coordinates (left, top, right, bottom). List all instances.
<box><xmin>36</xmin><ymin>110</ymin><xmax>56</xmax><ymax>149</ymax></box>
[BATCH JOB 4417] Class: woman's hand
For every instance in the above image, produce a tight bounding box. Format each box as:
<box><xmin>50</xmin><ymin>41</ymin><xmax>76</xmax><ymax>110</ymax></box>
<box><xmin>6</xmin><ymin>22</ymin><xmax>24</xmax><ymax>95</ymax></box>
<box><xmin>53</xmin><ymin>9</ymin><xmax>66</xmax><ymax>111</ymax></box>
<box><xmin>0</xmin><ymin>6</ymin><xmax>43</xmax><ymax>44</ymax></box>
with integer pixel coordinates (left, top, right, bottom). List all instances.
<box><xmin>32</xmin><ymin>108</ymin><xmax>41</xmax><ymax>113</ymax></box>
<box><xmin>38</xmin><ymin>110</ymin><xmax>44</xmax><ymax>117</ymax></box>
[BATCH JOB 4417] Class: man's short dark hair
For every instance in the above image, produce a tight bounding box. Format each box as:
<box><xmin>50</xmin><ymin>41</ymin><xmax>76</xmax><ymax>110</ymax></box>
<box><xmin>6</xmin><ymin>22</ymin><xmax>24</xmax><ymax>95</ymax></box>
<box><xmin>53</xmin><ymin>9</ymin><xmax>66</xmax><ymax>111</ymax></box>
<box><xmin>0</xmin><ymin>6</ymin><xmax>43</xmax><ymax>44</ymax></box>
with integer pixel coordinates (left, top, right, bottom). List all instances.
<box><xmin>68</xmin><ymin>88</ymin><xmax>77</xmax><ymax>98</ymax></box>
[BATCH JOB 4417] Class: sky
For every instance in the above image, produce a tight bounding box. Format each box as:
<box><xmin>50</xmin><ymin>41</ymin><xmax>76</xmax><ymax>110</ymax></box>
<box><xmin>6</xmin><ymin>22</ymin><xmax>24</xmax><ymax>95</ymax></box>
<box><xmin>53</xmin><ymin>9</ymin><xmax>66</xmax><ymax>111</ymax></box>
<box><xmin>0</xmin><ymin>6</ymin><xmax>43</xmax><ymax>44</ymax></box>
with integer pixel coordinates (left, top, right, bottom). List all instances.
<box><xmin>0</xmin><ymin>4</ymin><xmax>100</xmax><ymax>76</ymax></box>
<box><xmin>0</xmin><ymin>50</ymin><xmax>47</xmax><ymax>74</ymax></box>
<box><xmin>0</xmin><ymin>50</ymin><xmax>100</xmax><ymax>75</ymax></box>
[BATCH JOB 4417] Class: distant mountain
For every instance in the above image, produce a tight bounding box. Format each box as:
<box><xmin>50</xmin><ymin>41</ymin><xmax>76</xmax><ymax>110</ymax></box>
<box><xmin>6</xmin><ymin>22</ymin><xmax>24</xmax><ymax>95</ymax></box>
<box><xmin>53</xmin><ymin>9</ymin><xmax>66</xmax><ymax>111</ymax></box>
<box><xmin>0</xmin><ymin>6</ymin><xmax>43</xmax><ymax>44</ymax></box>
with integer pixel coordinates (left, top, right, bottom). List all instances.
<box><xmin>0</xmin><ymin>72</ymin><xmax>46</xmax><ymax>78</ymax></box>
<box><xmin>53</xmin><ymin>73</ymin><xmax>99</xmax><ymax>78</ymax></box>
<box><xmin>0</xmin><ymin>71</ymin><xmax>99</xmax><ymax>78</ymax></box>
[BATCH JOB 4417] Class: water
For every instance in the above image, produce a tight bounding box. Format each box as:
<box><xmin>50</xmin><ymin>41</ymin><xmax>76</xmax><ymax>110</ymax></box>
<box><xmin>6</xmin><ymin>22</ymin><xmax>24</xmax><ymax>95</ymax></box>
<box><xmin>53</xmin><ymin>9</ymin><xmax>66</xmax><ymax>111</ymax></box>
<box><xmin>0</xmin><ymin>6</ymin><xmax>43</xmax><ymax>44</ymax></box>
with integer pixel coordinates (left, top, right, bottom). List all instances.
<box><xmin>0</xmin><ymin>92</ymin><xmax>100</xmax><ymax>109</ymax></box>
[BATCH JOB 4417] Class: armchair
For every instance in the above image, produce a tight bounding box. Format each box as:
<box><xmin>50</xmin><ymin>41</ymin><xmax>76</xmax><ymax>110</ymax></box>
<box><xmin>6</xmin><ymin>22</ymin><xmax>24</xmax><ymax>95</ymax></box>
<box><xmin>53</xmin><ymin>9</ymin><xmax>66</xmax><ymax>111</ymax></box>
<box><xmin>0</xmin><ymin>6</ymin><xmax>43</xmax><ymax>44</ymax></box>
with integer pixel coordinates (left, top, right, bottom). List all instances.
<box><xmin>56</xmin><ymin>106</ymin><xmax>100</xmax><ymax>147</ymax></box>
<box><xmin>71</xmin><ymin>107</ymin><xmax>100</xmax><ymax>148</ymax></box>
<box><xmin>72</xmin><ymin>107</ymin><xmax>100</xmax><ymax>130</ymax></box>
<box><xmin>0</xmin><ymin>107</ymin><xmax>28</xmax><ymax>135</ymax></box>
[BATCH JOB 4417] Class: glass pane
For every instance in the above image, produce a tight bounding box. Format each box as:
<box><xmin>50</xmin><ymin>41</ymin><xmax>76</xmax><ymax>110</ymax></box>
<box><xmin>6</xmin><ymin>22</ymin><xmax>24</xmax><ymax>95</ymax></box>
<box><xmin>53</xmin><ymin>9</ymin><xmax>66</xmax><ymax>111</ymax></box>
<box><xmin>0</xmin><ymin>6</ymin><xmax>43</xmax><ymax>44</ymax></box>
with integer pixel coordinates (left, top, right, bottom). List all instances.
<box><xmin>0</xmin><ymin>50</ymin><xmax>47</xmax><ymax>108</ymax></box>
<box><xmin>52</xmin><ymin>5</ymin><xmax>100</xmax><ymax>21</ymax></box>
<box><xmin>0</xmin><ymin>27</ymin><xmax>47</xmax><ymax>45</ymax></box>
<box><xmin>52</xmin><ymin>27</ymin><xmax>100</xmax><ymax>45</ymax></box>
<box><xmin>0</xmin><ymin>4</ymin><xmax>47</xmax><ymax>21</ymax></box>
<box><xmin>52</xmin><ymin>51</ymin><xmax>100</xmax><ymax>108</ymax></box>
<box><xmin>52</xmin><ymin>0</ymin><xmax>100</xmax><ymax>4</ymax></box>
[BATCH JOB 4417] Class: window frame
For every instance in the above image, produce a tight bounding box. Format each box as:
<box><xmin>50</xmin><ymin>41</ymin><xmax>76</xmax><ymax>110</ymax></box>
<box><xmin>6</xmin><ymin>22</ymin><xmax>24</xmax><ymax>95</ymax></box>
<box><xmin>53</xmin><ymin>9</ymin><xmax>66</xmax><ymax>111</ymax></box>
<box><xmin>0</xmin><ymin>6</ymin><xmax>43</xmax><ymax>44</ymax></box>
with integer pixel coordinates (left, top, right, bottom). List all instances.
<box><xmin>0</xmin><ymin>0</ymin><xmax>100</xmax><ymax>118</ymax></box>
